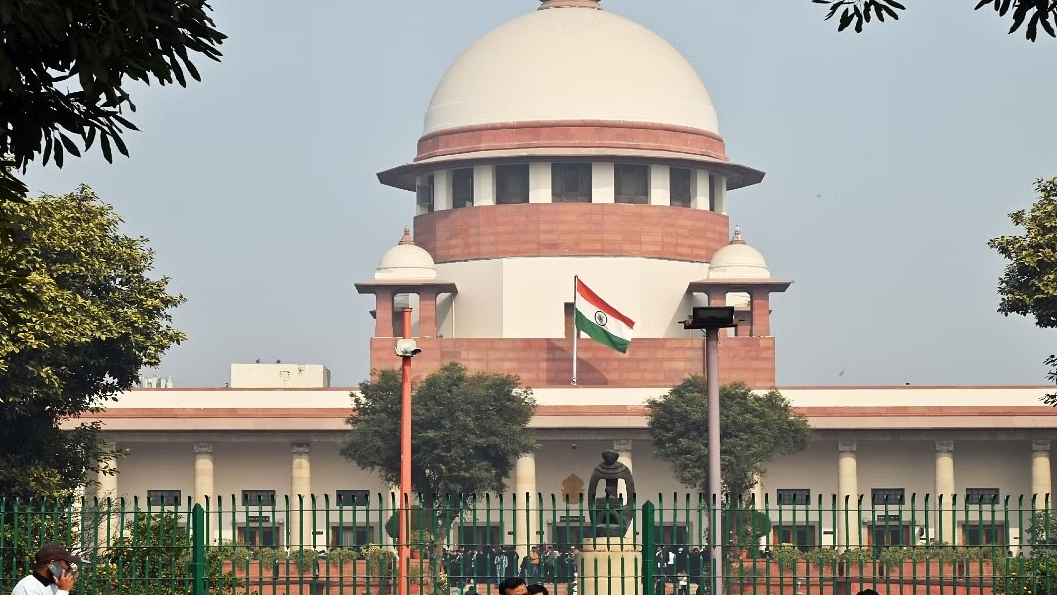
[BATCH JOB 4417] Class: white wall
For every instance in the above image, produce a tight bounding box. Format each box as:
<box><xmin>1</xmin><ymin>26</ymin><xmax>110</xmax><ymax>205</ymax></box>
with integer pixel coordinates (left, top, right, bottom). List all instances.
<box><xmin>437</xmin><ymin>257</ymin><xmax>709</xmax><ymax>338</ymax></box>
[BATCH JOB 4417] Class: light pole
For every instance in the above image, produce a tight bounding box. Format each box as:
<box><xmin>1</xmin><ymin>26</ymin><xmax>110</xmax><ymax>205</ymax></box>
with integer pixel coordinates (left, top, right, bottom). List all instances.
<box><xmin>395</xmin><ymin>307</ymin><xmax>421</xmax><ymax>595</ymax></box>
<box><xmin>682</xmin><ymin>306</ymin><xmax>737</xmax><ymax>595</ymax></box>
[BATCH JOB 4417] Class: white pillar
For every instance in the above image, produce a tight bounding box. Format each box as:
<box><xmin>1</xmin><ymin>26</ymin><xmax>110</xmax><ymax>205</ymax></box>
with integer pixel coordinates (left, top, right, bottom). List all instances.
<box><xmin>592</xmin><ymin>162</ymin><xmax>615</xmax><ymax>203</ymax></box>
<box><xmin>649</xmin><ymin>165</ymin><xmax>670</xmax><ymax>206</ymax></box>
<box><xmin>529</xmin><ymin>162</ymin><xmax>550</xmax><ymax>203</ymax></box>
<box><xmin>194</xmin><ymin>443</ymin><xmax>215</xmax><ymax>507</ymax></box>
<box><xmin>935</xmin><ymin>441</ymin><xmax>956</xmax><ymax>544</ymax></box>
<box><xmin>613</xmin><ymin>440</ymin><xmax>634</xmax><ymax>503</ymax></box>
<box><xmin>713</xmin><ymin>175</ymin><xmax>728</xmax><ymax>214</ymax></box>
<box><xmin>290</xmin><ymin>442</ymin><xmax>312</xmax><ymax>548</ymax></box>
<box><xmin>474</xmin><ymin>165</ymin><xmax>495</xmax><ymax>206</ymax></box>
<box><xmin>514</xmin><ymin>451</ymin><xmax>538</xmax><ymax>555</ymax></box>
<box><xmin>433</xmin><ymin>169</ymin><xmax>452</xmax><ymax>211</ymax></box>
<box><xmin>750</xmin><ymin>475</ymin><xmax>765</xmax><ymax>510</ymax></box>
<box><xmin>382</xmin><ymin>485</ymin><xmax>397</xmax><ymax>548</ymax></box>
<box><xmin>837</xmin><ymin>440</ymin><xmax>858</xmax><ymax>549</ymax></box>
<box><xmin>1033</xmin><ymin>440</ymin><xmax>1052</xmax><ymax>505</ymax></box>
<box><xmin>97</xmin><ymin>441</ymin><xmax>119</xmax><ymax>501</ymax></box>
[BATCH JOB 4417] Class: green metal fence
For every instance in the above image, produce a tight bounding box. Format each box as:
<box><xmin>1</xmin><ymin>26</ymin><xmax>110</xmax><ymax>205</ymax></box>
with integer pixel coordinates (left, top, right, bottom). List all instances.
<box><xmin>1</xmin><ymin>493</ymin><xmax>1055</xmax><ymax>595</ymax></box>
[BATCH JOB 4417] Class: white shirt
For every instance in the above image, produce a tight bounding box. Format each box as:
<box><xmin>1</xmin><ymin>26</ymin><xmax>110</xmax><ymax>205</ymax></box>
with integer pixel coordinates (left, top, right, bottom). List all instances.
<box><xmin>10</xmin><ymin>574</ymin><xmax>68</xmax><ymax>595</ymax></box>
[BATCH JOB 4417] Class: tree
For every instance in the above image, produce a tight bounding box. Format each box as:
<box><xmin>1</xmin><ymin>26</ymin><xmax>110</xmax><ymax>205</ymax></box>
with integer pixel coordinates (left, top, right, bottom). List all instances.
<box><xmin>812</xmin><ymin>0</ymin><xmax>1056</xmax><ymax>42</ymax></box>
<box><xmin>340</xmin><ymin>362</ymin><xmax>536</xmax><ymax>523</ymax></box>
<box><xmin>0</xmin><ymin>185</ymin><xmax>185</xmax><ymax>498</ymax></box>
<box><xmin>646</xmin><ymin>378</ymin><xmax>812</xmax><ymax>500</ymax></box>
<box><xmin>987</xmin><ymin>177</ymin><xmax>1057</xmax><ymax>401</ymax></box>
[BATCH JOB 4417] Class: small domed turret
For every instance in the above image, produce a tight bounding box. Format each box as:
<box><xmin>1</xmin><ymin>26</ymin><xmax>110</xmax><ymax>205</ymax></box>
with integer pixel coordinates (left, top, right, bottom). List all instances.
<box><xmin>374</xmin><ymin>227</ymin><xmax>437</xmax><ymax>280</ymax></box>
<box><xmin>708</xmin><ymin>227</ymin><xmax>770</xmax><ymax>279</ymax></box>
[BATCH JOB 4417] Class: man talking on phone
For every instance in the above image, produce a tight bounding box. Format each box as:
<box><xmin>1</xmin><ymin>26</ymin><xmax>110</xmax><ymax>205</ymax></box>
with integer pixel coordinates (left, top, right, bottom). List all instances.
<box><xmin>11</xmin><ymin>545</ymin><xmax>81</xmax><ymax>595</ymax></box>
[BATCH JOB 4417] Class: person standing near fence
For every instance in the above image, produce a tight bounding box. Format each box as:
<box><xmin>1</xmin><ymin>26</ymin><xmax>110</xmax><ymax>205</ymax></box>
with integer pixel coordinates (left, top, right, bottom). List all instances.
<box><xmin>11</xmin><ymin>546</ymin><xmax>80</xmax><ymax>595</ymax></box>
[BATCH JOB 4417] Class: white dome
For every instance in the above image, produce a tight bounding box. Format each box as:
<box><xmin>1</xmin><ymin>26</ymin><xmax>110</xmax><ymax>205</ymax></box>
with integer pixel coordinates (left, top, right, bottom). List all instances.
<box><xmin>423</xmin><ymin>4</ymin><xmax>720</xmax><ymax>136</ymax></box>
<box><xmin>375</xmin><ymin>229</ymin><xmax>437</xmax><ymax>280</ymax></box>
<box><xmin>708</xmin><ymin>229</ymin><xmax>770</xmax><ymax>279</ymax></box>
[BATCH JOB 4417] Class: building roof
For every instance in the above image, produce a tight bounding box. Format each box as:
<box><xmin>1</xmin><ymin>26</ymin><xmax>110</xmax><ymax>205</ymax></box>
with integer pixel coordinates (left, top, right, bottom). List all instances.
<box><xmin>422</xmin><ymin>3</ymin><xmax>720</xmax><ymax>136</ymax></box>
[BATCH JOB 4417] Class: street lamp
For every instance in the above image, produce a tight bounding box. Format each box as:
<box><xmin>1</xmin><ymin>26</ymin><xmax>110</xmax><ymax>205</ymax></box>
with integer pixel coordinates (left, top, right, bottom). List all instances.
<box><xmin>682</xmin><ymin>306</ymin><xmax>737</xmax><ymax>595</ymax></box>
<box><xmin>395</xmin><ymin>308</ymin><xmax>420</xmax><ymax>595</ymax></box>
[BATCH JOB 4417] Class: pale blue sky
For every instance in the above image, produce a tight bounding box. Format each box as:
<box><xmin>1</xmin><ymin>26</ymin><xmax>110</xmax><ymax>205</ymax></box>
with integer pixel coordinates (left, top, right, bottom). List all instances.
<box><xmin>22</xmin><ymin>0</ymin><xmax>1057</xmax><ymax>388</ymax></box>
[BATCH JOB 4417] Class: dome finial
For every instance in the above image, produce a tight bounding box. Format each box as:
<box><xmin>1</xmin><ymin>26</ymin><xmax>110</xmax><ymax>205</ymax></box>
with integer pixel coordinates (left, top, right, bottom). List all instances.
<box><xmin>730</xmin><ymin>226</ymin><xmax>745</xmax><ymax>244</ymax></box>
<box><xmin>399</xmin><ymin>226</ymin><xmax>414</xmax><ymax>245</ymax></box>
<box><xmin>539</xmin><ymin>0</ymin><xmax>602</xmax><ymax>10</ymax></box>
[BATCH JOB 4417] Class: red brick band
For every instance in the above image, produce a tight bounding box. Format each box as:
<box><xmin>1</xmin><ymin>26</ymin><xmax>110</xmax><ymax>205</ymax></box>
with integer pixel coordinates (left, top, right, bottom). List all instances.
<box><xmin>414</xmin><ymin>202</ymin><xmax>730</xmax><ymax>263</ymax></box>
<box><xmin>415</xmin><ymin>120</ymin><xmax>728</xmax><ymax>162</ymax></box>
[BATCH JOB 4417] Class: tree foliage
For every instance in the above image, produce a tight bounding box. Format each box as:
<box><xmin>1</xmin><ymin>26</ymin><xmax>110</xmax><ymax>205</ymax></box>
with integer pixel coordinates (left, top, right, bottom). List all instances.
<box><xmin>0</xmin><ymin>0</ymin><xmax>225</xmax><ymax>172</ymax></box>
<box><xmin>812</xmin><ymin>0</ymin><xmax>1056</xmax><ymax>41</ymax></box>
<box><xmin>0</xmin><ymin>186</ymin><xmax>185</xmax><ymax>498</ymax></box>
<box><xmin>340</xmin><ymin>363</ymin><xmax>536</xmax><ymax>516</ymax></box>
<box><xmin>646</xmin><ymin>378</ymin><xmax>812</xmax><ymax>499</ymax></box>
<box><xmin>987</xmin><ymin>177</ymin><xmax>1057</xmax><ymax>400</ymax></box>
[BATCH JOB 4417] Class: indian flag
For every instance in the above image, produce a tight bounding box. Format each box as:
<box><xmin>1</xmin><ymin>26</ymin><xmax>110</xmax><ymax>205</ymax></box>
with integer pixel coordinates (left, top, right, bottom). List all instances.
<box><xmin>575</xmin><ymin>278</ymin><xmax>635</xmax><ymax>354</ymax></box>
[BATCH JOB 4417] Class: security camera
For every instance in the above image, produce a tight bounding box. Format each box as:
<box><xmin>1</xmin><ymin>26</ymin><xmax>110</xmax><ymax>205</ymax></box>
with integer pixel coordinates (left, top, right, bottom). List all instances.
<box><xmin>395</xmin><ymin>339</ymin><xmax>422</xmax><ymax>358</ymax></box>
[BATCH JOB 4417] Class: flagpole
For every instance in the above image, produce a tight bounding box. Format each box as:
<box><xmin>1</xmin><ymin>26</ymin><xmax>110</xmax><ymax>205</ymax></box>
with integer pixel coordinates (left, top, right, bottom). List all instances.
<box><xmin>571</xmin><ymin>275</ymin><xmax>579</xmax><ymax>386</ymax></box>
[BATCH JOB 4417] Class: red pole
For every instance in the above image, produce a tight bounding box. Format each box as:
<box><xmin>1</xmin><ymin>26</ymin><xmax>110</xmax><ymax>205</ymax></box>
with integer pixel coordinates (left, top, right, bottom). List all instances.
<box><xmin>398</xmin><ymin>307</ymin><xmax>413</xmax><ymax>595</ymax></box>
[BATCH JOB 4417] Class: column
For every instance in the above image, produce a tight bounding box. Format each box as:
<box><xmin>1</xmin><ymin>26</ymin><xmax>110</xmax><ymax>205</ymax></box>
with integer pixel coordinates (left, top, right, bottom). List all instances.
<box><xmin>692</xmin><ymin>169</ymin><xmax>711</xmax><ymax>210</ymax></box>
<box><xmin>382</xmin><ymin>484</ymin><xmax>397</xmax><ymax>548</ymax></box>
<box><xmin>374</xmin><ymin>289</ymin><xmax>394</xmax><ymax>337</ymax></box>
<box><xmin>836</xmin><ymin>440</ymin><xmax>858</xmax><ymax>549</ymax></box>
<box><xmin>749</xmin><ymin>289</ymin><xmax>771</xmax><ymax>337</ymax></box>
<box><xmin>194</xmin><ymin>443</ymin><xmax>215</xmax><ymax>507</ymax></box>
<box><xmin>613</xmin><ymin>440</ymin><xmax>634</xmax><ymax>504</ymax></box>
<box><xmin>433</xmin><ymin>169</ymin><xmax>452</xmax><ymax>211</ymax></box>
<box><xmin>1033</xmin><ymin>440</ymin><xmax>1052</xmax><ymax>504</ymax></box>
<box><xmin>474</xmin><ymin>165</ymin><xmax>495</xmax><ymax>206</ymax></box>
<box><xmin>592</xmin><ymin>162</ymin><xmax>615</xmax><ymax>203</ymax></box>
<box><xmin>713</xmin><ymin>175</ymin><xmax>728</xmax><ymax>214</ymax></box>
<box><xmin>750</xmin><ymin>475</ymin><xmax>764</xmax><ymax>510</ymax></box>
<box><xmin>514</xmin><ymin>451</ymin><xmax>538</xmax><ymax>555</ymax></box>
<box><xmin>97</xmin><ymin>441</ymin><xmax>119</xmax><ymax>501</ymax></box>
<box><xmin>529</xmin><ymin>162</ymin><xmax>550</xmax><ymax>203</ymax></box>
<box><xmin>934</xmin><ymin>441</ymin><xmax>956</xmax><ymax>544</ymax></box>
<box><xmin>418</xmin><ymin>289</ymin><xmax>437</xmax><ymax>337</ymax></box>
<box><xmin>290</xmin><ymin>443</ymin><xmax>312</xmax><ymax>548</ymax></box>
<box><xmin>649</xmin><ymin>165</ymin><xmax>670</xmax><ymax>206</ymax></box>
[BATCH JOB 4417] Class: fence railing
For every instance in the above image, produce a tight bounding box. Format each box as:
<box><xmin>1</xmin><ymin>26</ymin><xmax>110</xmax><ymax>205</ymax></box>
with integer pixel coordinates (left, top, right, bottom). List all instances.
<box><xmin>1</xmin><ymin>493</ymin><xmax>1055</xmax><ymax>595</ymax></box>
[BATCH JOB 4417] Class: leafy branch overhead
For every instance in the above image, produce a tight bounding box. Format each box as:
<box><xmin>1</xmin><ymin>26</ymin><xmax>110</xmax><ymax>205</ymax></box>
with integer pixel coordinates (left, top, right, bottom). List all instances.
<box><xmin>0</xmin><ymin>0</ymin><xmax>226</xmax><ymax>170</ymax></box>
<box><xmin>987</xmin><ymin>177</ymin><xmax>1057</xmax><ymax>400</ymax></box>
<box><xmin>813</xmin><ymin>0</ymin><xmax>1057</xmax><ymax>41</ymax></box>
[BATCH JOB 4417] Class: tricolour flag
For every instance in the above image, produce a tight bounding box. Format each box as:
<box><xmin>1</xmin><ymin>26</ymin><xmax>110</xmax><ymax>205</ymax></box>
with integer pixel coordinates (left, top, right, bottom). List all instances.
<box><xmin>574</xmin><ymin>278</ymin><xmax>635</xmax><ymax>354</ymax></box>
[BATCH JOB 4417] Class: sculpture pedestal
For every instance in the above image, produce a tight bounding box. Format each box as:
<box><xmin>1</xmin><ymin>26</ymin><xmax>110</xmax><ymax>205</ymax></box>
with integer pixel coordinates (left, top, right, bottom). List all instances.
<box><xmin>580</xmin><ymin>537</ymin><xmax>641</xmax><ymax>595</ymax></box>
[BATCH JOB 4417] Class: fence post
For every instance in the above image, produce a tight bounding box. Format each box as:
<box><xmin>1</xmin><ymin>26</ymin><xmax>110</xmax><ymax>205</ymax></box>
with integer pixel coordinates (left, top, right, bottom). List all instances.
<box><xmin>642</xmin><ymin>501</ymin><xmax>655</xmax><ymax>595</ymax></box>
<box><xmin>192</xmin><ymin>503</ymin><xmax>206</xmax><ymax>595</ymax></box>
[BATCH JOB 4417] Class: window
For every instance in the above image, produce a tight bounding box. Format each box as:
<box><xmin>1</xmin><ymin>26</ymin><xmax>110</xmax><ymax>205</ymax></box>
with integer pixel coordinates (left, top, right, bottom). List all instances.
<box><xmin>553</xmin><ymin>516</ymin><xmax>588</xmax><ymax>551</ymax></box>
<box><xmin>457</xmin><ymin>525</ymin><xmax>501</xmax><ymax>547</ymax></box>
<box><xmin>336</xmin><ymin>490</ymin><xmax>371</xmax><ymax>507</ymax></box>
<box><xmin>965</xmin><ymin>523</ymin><xmax>1006</xmax><ymax>546</ymax></box>
<box><xmin>657</xmin><ymin>524</ymin><xmax>690</xmax><ymax>549</ymax></box>
<box><xmin>966</xmin><ymin>488</ymin><xmax>1001</xmax><ymax>505</ymax></box>
<box><xmin>776</xmin><ymin>489</ymin><xmax>811</xmax><ymax>506</ymax></box>
<box><xmin>416</xmin><ymin>175</ymin><xmax>434</xmax><ymax>212</ymax></box>
<box><xmin>552</xmin><ymin>163</ymin><xmax>592</xmax><ymax>203</ymax></box>
<box><xmin>670</xmin><ymin>168</ymin><xmax>692</xmax><ymax>208</ymax></box>
<box><xmin>708</xmin><ymin>173</ymin><xmax>718</xmax><ymax>211</ymax></box>
<box><xmin>147</xmin><ymin>490</ymin><xmax>181</xmax><ymax>507</ymax></box>
<box><xmin>452</xmin><ymin>168</ymin><xmax>474</xmax><ymax>208</ymax></box>
<box><xmin>496</xmin><ymin>164</ymin><xmax>529</xmax><ymax>204</ymax></box>
<box><xmin>242</xmin><ymin>490</ymin><xmax>277</xmax><ymax>507</ymax></box>
<box><xmin>615</xmin><ymin>164</ymin><xmax>648</xmax><ymax>204</ymax></box>
<box><xmin>237</xmin><ymin>524</ymin><xmax>282</xmax><ymax>547</ymax></box>
<box><xmin>331</xmin><ymin>525</ymin><xmax>375</xmax><ymax>548</ymax></box>
<box><xmin>871</xmin><ymin>488</ymin><xmax>905</xmax><ymax>506</ymax></box>
<box><xmin>775</xmin><ymin>525</ymin><xmax>816</xmax><ymax>551</ymax></box>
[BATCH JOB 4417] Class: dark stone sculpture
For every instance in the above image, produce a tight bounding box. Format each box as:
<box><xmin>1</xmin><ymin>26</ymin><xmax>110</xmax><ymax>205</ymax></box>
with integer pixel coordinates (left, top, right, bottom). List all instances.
<box><xmin>587</xmin><ymin>450</ymin><xmax>635</xmax><ymax>537</ymax></box>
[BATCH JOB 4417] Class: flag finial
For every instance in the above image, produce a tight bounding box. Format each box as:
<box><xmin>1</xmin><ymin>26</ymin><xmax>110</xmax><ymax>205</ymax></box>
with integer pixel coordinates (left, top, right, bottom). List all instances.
<box><xmin>730</xmin><ymin>226</ymin><xmax>745</xmax><ymax>244</ymax></box>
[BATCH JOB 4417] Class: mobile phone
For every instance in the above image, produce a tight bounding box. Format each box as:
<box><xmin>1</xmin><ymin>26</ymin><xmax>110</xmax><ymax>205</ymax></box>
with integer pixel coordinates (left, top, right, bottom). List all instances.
<box><xmin>48</xmin><ymin>563</ymin><xmax>65</xmax><ymax>580</ymax></box>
